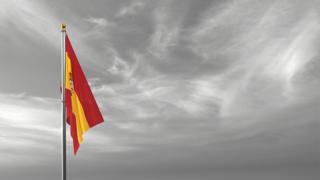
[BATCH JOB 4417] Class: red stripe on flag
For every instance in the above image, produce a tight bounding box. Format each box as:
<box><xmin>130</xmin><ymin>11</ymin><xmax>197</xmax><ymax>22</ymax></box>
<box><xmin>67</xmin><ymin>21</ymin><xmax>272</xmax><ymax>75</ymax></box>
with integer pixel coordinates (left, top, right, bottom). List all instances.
<box><xmin>65</xmin><ymin>35</ymin><xmax>104</xmax><ymax>128</ymax></box>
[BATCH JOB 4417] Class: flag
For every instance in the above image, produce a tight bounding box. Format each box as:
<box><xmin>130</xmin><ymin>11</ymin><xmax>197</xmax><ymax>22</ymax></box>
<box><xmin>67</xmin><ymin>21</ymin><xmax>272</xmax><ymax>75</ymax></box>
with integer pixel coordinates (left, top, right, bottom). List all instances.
<box><xmin>65</xmin><ymin>34</ymin><xmax>104</xmax><ymax>154</ymax></box>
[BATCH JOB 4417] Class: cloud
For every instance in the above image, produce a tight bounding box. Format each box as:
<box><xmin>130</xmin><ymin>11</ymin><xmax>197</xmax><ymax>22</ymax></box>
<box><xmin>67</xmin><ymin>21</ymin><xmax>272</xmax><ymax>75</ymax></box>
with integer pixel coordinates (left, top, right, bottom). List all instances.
<box><xmin>108</xmin><ymin>55</ymin><xmax>131</xmax><ymax>76</ymax></box>
<box><xmin>0</xmin><ymin>0</ymin><xmax>60</xmax><ymax>47</ymax></box>
<box><xmin>116</xmin><ymin>1</ymin><xmax>145</xmax><ymax>17</ymax></box>
<box><xmin>147</xmin><ymin>6</ymin><xmax>180</xmax><ymax>58</ymax></box>
<box><xmin>184</xmin><ymin>0</ymin><xmax>320</xmax><ymax>116</ymax></box>
<box><xmin>0</xmin><ymin>93</ymin><xmax>60</xmax><ymax>166</ymax></box>
<box><xmin>84</xmin><ymin>17</ymin><xmax>112</xmax><ymax>28</ymax></box>
<box><xmin>0</xmin><ymin>0</ymin><xmax>111</xmax><ymax>73</ymax></box>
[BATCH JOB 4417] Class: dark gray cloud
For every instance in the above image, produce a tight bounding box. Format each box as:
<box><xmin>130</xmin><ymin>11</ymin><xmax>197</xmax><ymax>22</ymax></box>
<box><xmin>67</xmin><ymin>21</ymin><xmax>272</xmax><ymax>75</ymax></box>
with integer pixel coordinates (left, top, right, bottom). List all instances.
<box><xmin>0</xmin><ymin>0</ymin><xmax>319</xmax><ymax>179</ymax></box>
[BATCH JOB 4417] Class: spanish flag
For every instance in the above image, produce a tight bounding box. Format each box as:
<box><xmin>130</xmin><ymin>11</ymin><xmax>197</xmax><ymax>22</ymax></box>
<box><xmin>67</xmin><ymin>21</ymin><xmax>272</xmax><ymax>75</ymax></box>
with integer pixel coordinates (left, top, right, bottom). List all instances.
<box><xmin>65</xmin><ymin>34</ymin><xmax>104</xmax><ymax>154</ymax></box>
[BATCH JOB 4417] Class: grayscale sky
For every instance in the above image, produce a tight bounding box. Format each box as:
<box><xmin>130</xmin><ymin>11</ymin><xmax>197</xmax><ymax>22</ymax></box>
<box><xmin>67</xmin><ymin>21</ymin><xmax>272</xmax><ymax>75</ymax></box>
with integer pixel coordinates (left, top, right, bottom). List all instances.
<box><xmin>0</xmin><ymin>0</ymin><xmax>319</xmax><ymax>180</ymax></box>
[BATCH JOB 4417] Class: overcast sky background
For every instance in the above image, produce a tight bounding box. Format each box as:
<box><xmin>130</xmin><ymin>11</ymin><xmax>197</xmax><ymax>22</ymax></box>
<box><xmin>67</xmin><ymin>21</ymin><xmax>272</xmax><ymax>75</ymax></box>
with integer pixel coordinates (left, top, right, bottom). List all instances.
<box><xmin>0</xmin><ymin>0</ymin><xmax>319</xmax><ymax>180</ymax></box>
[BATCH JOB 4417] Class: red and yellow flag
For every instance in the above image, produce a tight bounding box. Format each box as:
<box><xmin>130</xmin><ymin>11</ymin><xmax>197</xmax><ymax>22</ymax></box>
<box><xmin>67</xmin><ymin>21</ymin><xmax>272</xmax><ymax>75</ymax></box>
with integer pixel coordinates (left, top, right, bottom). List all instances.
<box><xmin>65</xmin><ymin>34</ymin><xmax>104</xmax><ymax>154</ymax></box>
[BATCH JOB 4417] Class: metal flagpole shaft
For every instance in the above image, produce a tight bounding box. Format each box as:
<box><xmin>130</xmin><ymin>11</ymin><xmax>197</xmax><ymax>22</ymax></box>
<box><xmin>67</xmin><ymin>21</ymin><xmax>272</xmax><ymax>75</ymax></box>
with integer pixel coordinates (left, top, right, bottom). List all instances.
<box><xmin>61</xmin><ymin>23</ymin><xmax>67</xmax><ymax>180</ymax></box>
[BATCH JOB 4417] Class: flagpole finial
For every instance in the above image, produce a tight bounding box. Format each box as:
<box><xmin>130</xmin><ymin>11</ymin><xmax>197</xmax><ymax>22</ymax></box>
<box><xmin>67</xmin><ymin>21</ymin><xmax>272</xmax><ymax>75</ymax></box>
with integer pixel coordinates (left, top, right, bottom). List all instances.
<box><xmin>61</xmin><ymin>24</ymin><xmax>66</xmax><ymax>32</ymax></box>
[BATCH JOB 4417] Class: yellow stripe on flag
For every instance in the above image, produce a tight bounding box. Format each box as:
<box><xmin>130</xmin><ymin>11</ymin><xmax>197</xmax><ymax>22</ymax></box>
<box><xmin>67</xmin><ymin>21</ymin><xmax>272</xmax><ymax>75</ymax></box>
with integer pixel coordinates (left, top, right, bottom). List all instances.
<box><xmin>71</xmin><ymin>92</ymin><xmax>90</xmax><ymax>143</ymax></box>
<box><xmin>65</xmin><ymin>53</ymin><xmax>72</xmax><ymax>90</ymax></box>
<box><xmin>66</xmin><ymin>53</ymin><xmax>90</xmax><ymax>144</ymax></box>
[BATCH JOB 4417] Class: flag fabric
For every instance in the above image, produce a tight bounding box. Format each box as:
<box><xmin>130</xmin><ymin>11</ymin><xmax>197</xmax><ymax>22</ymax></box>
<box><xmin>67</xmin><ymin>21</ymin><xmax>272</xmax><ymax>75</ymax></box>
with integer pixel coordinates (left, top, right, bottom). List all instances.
<box><xmin>65</xmin><ymin>34</ymin><xmax>104</xmax><ymax>154</ymax></box>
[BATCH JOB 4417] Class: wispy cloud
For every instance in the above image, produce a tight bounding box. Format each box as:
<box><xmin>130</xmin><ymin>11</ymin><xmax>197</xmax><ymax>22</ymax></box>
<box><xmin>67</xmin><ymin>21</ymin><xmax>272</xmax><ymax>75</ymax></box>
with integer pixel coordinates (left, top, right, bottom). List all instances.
<box><xmin>116</xmin><ymin>1</ymin><xmax>145</xmax><ymax>17</ymax></box>
<box><xmin>147</xmin><ymin>6</ymin><xmax>180</xmax><ymax>58</ymax></box>
<box><xmin>0</xmin><ymin>93</ymin><xmax>60</xmax><ymax>165</ymax></box>
<box><xmin>186</xmin><ymin>0</ymin><xmax>320</xmax><ymax>116</ymax></box>
<box><xmin>84</xmin><ymin>17</ymin><xmax>114</xmax><ymax>28</ymax></box>
<box><xmin>0</xmin><ymin>0</ymin><xmax>60</xmax><ymax>47</ymax></box>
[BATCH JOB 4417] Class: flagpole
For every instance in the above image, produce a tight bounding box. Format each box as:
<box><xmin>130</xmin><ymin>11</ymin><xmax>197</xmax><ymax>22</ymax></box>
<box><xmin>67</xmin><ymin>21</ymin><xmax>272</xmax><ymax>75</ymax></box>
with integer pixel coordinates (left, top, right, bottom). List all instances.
<box><xmin>61</xmin><ymin>23</ymin><xmax>67</xmax><ymax>180</ymax></box>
